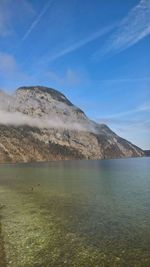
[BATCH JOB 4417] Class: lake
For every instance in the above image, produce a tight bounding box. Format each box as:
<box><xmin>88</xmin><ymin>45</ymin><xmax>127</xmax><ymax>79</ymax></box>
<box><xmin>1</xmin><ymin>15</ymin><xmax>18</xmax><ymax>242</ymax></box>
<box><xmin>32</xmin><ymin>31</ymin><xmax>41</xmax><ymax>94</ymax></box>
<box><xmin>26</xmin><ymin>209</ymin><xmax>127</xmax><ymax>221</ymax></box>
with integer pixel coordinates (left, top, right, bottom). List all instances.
<box><xmin>0</xmin><ymin>157</ymin><xmax>150</xmax><ymax>267</ymax></box>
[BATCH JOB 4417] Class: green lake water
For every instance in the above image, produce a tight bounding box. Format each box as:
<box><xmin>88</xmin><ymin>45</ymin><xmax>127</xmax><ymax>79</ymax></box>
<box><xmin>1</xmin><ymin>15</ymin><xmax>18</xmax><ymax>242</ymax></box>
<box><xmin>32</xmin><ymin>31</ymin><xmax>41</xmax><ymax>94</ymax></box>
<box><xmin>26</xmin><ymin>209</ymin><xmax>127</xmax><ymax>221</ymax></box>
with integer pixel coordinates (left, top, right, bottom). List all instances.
<box><xmin>0</xmin><ymin>157</ymin><xmax>150</xmax><ymax>267</ymax></box>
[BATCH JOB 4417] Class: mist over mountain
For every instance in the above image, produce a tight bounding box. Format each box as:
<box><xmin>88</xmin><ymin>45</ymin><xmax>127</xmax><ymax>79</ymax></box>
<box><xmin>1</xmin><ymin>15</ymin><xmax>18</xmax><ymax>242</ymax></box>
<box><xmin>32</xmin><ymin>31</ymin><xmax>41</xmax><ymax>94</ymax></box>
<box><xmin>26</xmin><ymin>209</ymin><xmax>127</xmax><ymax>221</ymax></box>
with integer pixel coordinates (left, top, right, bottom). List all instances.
<box><xmin>0</xmin><ymin>86</ymin><xmax>144</xmax><ymax>163</ymax></box>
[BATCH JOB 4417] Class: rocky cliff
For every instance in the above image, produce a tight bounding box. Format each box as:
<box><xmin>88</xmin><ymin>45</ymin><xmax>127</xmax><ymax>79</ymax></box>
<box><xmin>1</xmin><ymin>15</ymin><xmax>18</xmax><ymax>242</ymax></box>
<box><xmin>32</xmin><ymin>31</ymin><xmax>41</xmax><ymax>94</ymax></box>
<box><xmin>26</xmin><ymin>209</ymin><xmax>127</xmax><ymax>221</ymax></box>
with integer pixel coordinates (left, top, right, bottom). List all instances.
<box><xmin>0</xmin><ymin>86</ymin><xmax>144</xmax><ymax>163</ymax></box>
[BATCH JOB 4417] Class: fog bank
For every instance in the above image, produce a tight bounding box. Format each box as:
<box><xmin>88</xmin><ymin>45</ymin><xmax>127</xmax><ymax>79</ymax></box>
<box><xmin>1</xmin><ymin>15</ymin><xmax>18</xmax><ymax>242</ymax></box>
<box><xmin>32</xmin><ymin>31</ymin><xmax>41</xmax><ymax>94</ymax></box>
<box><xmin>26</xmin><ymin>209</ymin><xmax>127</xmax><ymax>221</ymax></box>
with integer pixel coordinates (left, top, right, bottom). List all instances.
<box><xmin>0</xmin><ymin>109</ymin><xmax>91</xmax><ymax>132</ymax></box>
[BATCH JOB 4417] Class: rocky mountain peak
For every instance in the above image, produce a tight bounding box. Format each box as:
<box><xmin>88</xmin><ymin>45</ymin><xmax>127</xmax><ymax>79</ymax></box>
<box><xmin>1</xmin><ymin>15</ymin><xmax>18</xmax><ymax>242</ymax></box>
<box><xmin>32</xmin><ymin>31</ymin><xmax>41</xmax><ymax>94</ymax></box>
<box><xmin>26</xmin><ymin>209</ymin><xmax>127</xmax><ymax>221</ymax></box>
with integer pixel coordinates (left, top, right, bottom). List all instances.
<box><xmin>12</xmin><ymin>85</ymin><xmax>87</xmax><ymax>121</ymax></box>
<box><xmin>17</xmin><ymin>86</ymin><xmax>74</xmax><ymax>106</ymax></box>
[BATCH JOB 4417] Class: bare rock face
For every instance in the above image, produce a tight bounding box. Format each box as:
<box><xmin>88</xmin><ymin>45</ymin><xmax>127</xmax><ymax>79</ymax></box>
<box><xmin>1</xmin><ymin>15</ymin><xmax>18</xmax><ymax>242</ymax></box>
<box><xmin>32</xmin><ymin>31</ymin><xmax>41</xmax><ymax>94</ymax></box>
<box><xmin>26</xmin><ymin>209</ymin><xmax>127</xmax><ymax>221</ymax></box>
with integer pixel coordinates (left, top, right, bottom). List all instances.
<box><xmin>0</xmin><ymin>86</ymin><xmax>144</xmax><ymax>163</ymax></box>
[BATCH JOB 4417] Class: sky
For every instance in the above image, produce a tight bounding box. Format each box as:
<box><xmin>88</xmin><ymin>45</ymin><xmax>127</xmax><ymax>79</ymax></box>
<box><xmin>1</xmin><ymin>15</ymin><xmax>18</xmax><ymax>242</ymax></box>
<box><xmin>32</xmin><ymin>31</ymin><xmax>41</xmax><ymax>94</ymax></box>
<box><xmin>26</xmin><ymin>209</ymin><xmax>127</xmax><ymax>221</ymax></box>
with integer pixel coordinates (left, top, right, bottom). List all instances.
<box><xmin>0</xmin><ymin>0</ymin><xmax>150</xmax><ymax>149</ymax></box>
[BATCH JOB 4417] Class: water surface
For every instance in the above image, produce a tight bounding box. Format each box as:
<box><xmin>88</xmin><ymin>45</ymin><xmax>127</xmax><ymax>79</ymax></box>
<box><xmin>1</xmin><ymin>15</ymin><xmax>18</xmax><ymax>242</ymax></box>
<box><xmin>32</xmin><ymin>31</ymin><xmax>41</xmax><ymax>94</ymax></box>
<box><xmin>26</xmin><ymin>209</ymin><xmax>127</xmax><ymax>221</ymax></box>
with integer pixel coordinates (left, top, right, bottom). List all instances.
<box><xmin>0</xmin><ymin>158</ymin><xmax>150</xmax><ymax>267</ymax></box>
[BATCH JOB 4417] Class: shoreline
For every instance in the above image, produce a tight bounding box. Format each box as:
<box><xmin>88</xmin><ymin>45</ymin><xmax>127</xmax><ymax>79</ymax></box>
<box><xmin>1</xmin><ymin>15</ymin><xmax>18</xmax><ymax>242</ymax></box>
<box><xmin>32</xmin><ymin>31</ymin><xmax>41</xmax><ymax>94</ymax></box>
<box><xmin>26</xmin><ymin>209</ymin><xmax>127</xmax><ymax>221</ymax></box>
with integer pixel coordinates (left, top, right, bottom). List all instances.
<box><xmin>0</xmin><ymin>154</ymin><xmax>146</xmax><ymax>166</ymax></box>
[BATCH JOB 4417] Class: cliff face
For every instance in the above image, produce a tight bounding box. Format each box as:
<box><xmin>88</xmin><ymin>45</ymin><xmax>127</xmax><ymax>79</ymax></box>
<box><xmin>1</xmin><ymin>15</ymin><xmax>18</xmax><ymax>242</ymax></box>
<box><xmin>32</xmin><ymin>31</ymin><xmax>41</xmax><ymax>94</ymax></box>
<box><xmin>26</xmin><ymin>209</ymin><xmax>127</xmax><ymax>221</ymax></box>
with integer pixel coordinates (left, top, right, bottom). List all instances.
<box><xmin>0</xmin><ymin>86</ymin><xmax>144</xmax><ymax>163</ymax></box>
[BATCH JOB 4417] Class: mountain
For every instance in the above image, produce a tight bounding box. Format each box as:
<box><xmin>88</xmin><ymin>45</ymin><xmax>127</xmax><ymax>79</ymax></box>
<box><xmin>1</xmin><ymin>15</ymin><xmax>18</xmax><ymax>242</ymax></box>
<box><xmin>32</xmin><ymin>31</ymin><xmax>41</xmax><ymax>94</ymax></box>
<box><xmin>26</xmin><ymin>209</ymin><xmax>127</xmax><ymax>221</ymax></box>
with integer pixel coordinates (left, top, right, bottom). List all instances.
<box><xmin>144</xmin><ymin>150</ymin><xmax>150</xmax><ymax>157</ymax></box>
<box><xmin>0</xmin><ymin>86</ymin><xmax>144</xmax><ymax>163</ymax></box>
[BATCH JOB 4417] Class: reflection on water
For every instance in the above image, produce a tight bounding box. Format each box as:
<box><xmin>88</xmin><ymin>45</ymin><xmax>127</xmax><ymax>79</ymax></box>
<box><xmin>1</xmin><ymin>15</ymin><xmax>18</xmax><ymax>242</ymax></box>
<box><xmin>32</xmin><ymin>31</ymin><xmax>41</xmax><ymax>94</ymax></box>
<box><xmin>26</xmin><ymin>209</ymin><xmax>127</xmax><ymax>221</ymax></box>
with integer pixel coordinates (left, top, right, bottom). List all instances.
<box><xmin>0</xmin><ymin>158</ymin><xmax>150</xmax><ymax>267</ymax></box>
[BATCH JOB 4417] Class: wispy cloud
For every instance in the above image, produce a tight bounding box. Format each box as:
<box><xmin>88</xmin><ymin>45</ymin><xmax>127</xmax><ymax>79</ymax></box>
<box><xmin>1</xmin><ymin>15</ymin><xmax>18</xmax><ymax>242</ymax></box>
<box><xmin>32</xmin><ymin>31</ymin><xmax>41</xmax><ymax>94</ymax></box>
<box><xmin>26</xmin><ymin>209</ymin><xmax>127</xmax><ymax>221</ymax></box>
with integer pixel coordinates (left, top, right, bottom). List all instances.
<box><xmin>19</xmin><ymin>0</ymin><xmax>54</xmax><ymax>44</ymax></box>
<box><xmin>0</xmin><ymin>0</ymin><xmax>12</xmax><ymax>37</ymax></box>
<box><xmin>0</xmin><ymin>109</ymin><xmax>88</xmax><ymax>131</ymax></box>
<box><xmin>0</xmin><ymin>0</ymin><xmax>35</xmax><ymax>38</ymax></box>
<box><xmin>99</xmin><ymin>103</ymin><xmax>150</xmax><ymax>123</ymax></box>
<box><xmin>93</xmin><ymin>0</ymin><xmax>150</xmax><ymax>58</ymax></box>
<box><xmin>98</xmin><ymin>102</ymin><xmax>150</xmax><ymax>149</ymax></box>
<box><xmin>42</xmin><ymin>24</ymin><xmax>114</xmax><ymax>63</ymax></box>
<box><xmin>114</xmin><ymin>118</ymin><xmax>150</xmax><ymax>149</ymax></box>
<box><xmin>45</xmin><ymin>68</ymin><xmax>87</xmax><ymax>88</ymax></box>
<box><xmin>138</xmin><ymin>102</ymin><xmax>150</xmax><ymax>111</ymax></box>
<box><xmin>0</xmin><ymin>52</ymin><xmax>17</xmax><ymax>75</ymax></box>
<box><xmin>99</xmin><ymin>77</ymin><xmax>150</xmax><ymax>83</ymax></box>
<box><xmin>0</xmin><ymin>52</ymin><xmax>30</xmax><ymax>89</ymax></box>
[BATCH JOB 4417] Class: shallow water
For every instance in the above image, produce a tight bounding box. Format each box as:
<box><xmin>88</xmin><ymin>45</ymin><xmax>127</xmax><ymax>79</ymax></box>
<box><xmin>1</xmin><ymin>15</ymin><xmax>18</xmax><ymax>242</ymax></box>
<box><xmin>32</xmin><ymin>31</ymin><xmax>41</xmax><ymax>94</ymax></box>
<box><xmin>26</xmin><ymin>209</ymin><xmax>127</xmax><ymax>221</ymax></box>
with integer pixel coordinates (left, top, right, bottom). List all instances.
<box><xmin>0</xmin><ymin>158</ymin><xmax>150</xmax><ymax>267</ymax></box>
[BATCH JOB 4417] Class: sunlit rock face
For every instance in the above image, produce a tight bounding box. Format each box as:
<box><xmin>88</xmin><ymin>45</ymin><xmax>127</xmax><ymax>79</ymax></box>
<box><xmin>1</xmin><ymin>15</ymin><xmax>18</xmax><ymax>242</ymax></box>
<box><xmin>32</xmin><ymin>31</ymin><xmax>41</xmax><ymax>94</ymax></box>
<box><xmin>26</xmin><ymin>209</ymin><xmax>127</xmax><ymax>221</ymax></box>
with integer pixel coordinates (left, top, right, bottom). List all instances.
<box><xmin>0</xmin><ymin>86</ymin><xmax>144</xmax><ymax>163</ymax></box>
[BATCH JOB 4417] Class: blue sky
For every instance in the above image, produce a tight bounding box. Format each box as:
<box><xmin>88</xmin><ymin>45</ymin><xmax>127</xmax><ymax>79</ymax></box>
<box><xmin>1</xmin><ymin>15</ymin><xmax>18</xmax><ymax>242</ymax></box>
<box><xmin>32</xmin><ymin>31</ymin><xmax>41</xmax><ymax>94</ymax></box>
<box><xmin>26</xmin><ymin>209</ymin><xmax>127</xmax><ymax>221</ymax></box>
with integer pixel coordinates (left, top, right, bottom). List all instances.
<box><xmin>0</xmin><ymin>0</ymin><xmax>150</xmax><ymax>149</ymax></box>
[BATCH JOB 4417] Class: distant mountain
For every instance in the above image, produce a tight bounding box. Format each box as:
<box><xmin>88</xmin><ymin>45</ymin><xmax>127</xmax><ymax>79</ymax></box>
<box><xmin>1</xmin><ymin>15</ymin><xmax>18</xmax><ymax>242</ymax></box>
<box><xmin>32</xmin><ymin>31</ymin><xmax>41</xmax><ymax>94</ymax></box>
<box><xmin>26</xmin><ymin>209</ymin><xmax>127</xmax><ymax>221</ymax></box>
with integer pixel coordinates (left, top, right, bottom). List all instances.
<box><xmin>144</xmin><ymin>150</ymin><xmax>150</xmax><ymax>157</ymax></box>
<box><xmin>0</xmin><ymin>86</ymin><xmax>144</xmax><ymax>163</ymax></box>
